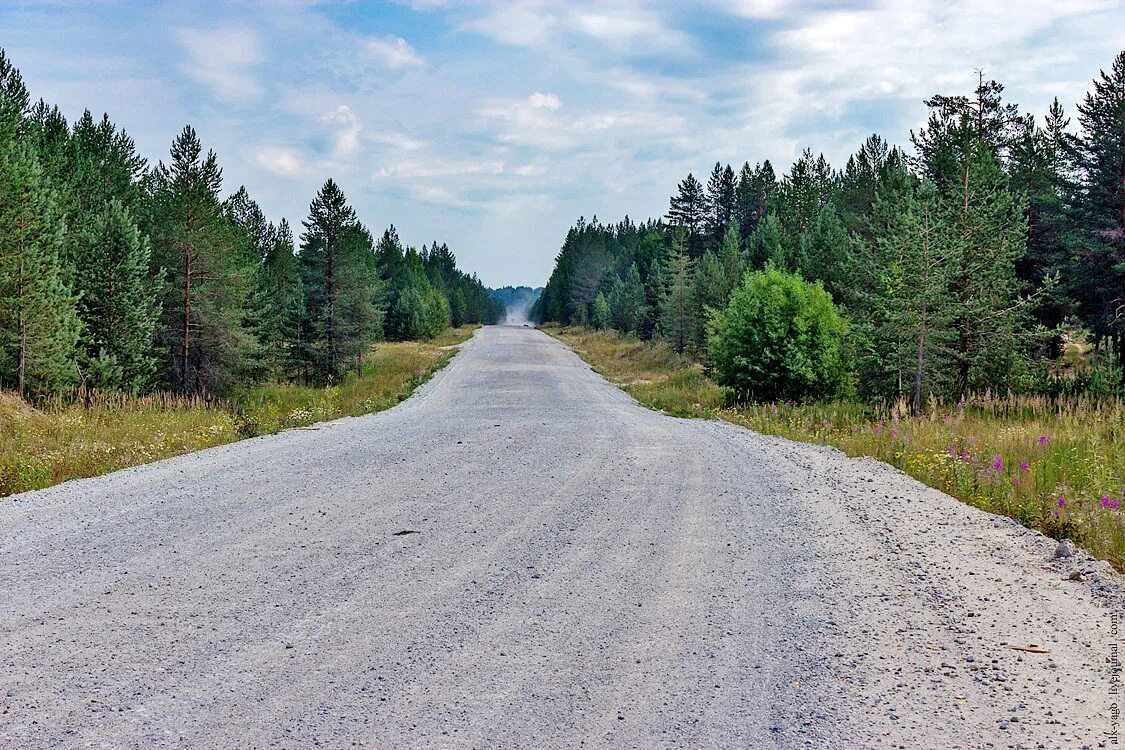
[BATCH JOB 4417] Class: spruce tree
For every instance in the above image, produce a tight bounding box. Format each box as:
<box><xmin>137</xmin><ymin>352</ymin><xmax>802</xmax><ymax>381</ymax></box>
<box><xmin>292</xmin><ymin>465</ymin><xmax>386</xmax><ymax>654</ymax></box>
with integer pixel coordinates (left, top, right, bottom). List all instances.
<box><xmin>0</xmin><ymin>141</ymin><xmax>80</xmax><ymax>394</ymax></box>
<box><xmin>1008</xmin><ymin>99</ymin><xmax>1073</xmax><ymax>333</ymax></box>
<box><xmin>734</xmin><ymin>160</ymin><xmax>776</xmax><ymax>245</ymax></box>
<box><xmin>796</xmin><ymin>204</ymin><xmax>852</xmax><ymax>304</ymax></box>
<box><xmin>1070</xmin><ymin>51</ymin><xmax>1125</xmax><ymax>347</ymax></box>
<box><xmin>609</xmin><ymin>263</ymin><xmax>646</xmax><ymax>334</ymax></box>
<box><xmin>693</xmin><ymin>225</ymin><xmax>746</xmax><ymax>348</ymax></box>
<box><xmin>0</xmin><ymin>50</ymin><xmax>30</xmax><ymax>143</ymax></box>
<box><xmin>704</xmin><ymin>162</ymin><xmax>737</xmax><ymax>253</ymax></box>
<box><xmin>592</xmin><ymin>292</ymin><xmax>611</xmax><ymax>330</ymax></box>
<box><xmin>298</xmin><ymin>179</ymin><xmax>383</xmax><ymax>379</ymax></box>
<box><xmin>657</xmin><ymin>232</ymin><xmax>696</xmax><ymax>353</ymax></box>
<box><xmin>263</xmin><ymin>219</ymin><xmax>302</xmax><ymax>379</ymax></box>
<box><xmin>73</xmin><ymin>199</ymin><xmax>161</xmax><ymax>392</ymax></box>
<box><xmin>771</xmin><ymin>149</ymin><xmax>835</xmax><ymax>237</ymax></box>
<box><xmin>747</xmin><ymin>212</ymin><xmax>788</xmax><ymax>270</ymax></box>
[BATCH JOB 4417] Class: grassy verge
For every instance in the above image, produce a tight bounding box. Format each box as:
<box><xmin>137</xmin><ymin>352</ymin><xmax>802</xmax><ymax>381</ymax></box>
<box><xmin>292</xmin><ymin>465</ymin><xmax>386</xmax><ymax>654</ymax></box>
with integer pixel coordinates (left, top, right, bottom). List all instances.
<box><xmin>546</xmin><ymin>325</ymin><xmax>1125</xmax><ymax>568</ymax></box>
<box><xmin>0</xmin><ymin>326</ymin><xmax>476</xmax><ymax>497</ymax></box>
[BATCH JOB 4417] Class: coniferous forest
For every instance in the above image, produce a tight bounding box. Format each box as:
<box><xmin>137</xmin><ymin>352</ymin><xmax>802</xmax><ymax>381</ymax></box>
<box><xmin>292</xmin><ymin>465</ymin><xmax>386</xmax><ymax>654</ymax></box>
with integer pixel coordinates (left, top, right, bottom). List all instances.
<box><xmin>534</xmin><ymin>53</ymin><xmax>1125</xmax><ymax>406</ymax></box>
<box><xmin>0</xmin><ymin>48</ymin><xmax>500</xmax><ymax>399</ymax></box>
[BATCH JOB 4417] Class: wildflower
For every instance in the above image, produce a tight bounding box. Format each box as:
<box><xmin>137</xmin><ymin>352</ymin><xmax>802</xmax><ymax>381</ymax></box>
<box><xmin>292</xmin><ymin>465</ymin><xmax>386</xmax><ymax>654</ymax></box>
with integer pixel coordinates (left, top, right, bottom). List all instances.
<box><xmin>961</xmin><ymin>452</ymin><xmax>970</xmax><ymax>461</ymax></box>
<box><xmin>992</xmin><ymin>455</ymin><xmax>1003</xmax><ymax>471</ymax></box>
<box><xmin>1011</xmin><ymin>477</ymin><xmax>1020</xmax><ymax>487</ymax></box>
<box><xmin>1020</xmin><ymin>461</ymin><xmax>1029</xmax><ymax>473</ymax></box>
<box><xmin>1102</xmin><ymin>496</ymin><xmax>1121</xmax><ymax>510</ymax></box>
<box><xmin>890</xmin><ymin>428</ymin><xmax>898</xmax><ymax>437</ymax></box>
<box><xmin>1038</xmin><ymin>436</ymin><xmax>1049</xmax><ymax>445</ymax></box>
<box><xmin>946</xmin><ymin>446</ymin><xmax>957</xmax><ymax>456</ymax></box>
<box><xmin>1057</xmin><ymin>497</ymin><xmax>1066</xmax><ymax>508</ymax></box>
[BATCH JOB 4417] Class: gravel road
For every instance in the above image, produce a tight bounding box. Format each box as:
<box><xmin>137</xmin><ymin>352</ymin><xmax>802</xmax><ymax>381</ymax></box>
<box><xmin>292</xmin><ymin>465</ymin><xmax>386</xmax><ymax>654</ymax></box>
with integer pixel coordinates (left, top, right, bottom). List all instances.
<box><xmin>2</xmin><ymin>326</ymin><xmax>1123</xmax><ymax>749</ymax></box>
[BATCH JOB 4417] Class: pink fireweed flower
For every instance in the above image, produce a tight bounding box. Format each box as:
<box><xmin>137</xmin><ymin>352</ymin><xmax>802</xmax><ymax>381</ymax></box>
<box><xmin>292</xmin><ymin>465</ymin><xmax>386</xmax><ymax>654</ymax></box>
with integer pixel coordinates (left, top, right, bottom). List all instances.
<box><xmin>1020</xmin><ymin>461</ymin><xmax>1030</xmax><ymax>472</ymax></box>
<box><xmin>1101</xmin><ymin>496</ymin><xmax>1120</xmax><ymax>510</ymax></box>
<box><xmin>961</xmin><ymin>452</ymin><xmax>970</xmax><ymax>461</ymax></box>
<box><xmin>1057</xmin><ymin>497</ymin><xmax>1066</xmax><ymax>508</ymax></box>
<box><xmin>1038</xmin><ymin>436</ymin><xmax>1049</xmax><ymax>445</ymax></box>
<box><xmin>992</xmin><ymin>456</ymin><xmax>1003</xmax><ymax>471</ymax></box>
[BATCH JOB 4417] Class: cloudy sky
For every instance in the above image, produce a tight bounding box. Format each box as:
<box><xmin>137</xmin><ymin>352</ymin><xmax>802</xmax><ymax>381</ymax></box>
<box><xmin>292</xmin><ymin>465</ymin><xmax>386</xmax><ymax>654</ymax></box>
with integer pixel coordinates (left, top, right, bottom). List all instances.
<box><xmin>2</xmin><ymin>1</ymin><xmax>1122</xmax><ymax>286</ymax></box>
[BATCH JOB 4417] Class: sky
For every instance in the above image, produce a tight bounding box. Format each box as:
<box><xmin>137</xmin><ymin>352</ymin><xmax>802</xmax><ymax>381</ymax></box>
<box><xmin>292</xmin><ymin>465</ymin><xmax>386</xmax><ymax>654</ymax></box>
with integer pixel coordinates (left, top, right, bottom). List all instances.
<box><xmin>1</xmin><ymin>1</ymin><xmax>1123</xmax><ymax>287</ymax></box>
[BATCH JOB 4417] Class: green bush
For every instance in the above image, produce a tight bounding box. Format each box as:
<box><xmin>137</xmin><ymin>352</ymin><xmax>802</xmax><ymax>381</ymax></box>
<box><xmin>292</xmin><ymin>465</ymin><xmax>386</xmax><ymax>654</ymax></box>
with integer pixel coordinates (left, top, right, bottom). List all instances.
<box><xmin>707</xmin><ymin>265</ymin><xmax>851</xmax><ymax>402</ymax></box>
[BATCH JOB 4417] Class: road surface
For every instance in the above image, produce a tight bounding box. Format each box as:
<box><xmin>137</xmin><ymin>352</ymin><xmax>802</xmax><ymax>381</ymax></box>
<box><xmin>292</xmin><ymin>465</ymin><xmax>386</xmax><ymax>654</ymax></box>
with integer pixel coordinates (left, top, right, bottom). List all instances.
<box><xmin>2</xmin><ymin>326</ymin><xmax>1122</xmax><ymax>748</ymax></box>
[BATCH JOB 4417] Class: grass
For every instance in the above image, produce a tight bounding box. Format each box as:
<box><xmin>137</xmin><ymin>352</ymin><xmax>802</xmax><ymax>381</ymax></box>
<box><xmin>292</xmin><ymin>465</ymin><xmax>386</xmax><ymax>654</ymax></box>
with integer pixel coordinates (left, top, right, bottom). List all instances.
<box><xmin>0</xmin><ymin>326</ymin><xmax>476</xmax><ymax>498</ymax></box>
<box><xmin>546</xmin><ymin>325</ymin><xmax>1125</xmax><ymax>569</ymax></box>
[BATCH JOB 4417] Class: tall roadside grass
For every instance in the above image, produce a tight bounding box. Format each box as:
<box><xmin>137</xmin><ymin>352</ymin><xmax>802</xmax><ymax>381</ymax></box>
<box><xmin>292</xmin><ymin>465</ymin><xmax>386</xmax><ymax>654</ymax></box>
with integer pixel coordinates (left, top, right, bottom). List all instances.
<box><xmin>0</xmin><ymin>326</ymin><xmax>475</xmax><ymax>497</ymax></box>
<box><xmin>546</xmin><ymin>326</ymin><xmax>725</xmax><ymax>418</ymax></box>
<box><xmin>546</xmin><ymin>325</ymin><xmax>1125</xmax><ymax>569</ymax></box>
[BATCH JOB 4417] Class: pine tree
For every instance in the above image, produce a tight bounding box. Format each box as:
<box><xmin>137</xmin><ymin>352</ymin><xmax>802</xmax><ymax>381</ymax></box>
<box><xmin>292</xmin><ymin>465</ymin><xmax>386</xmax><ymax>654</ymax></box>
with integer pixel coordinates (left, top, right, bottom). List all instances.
<box><xmin>657</xmin><ymin>231</ymin><xmax>696</xmax><ymax>353</ymax></box>
<box><xmin>73</xmin><ymin>199</ymin><xmax>161</xmax><ymax>392</ymax></box>
<box><xmin>667</xmin><ymin>173</ymin><xmax>706</xmax><ymax>258</ymax></box>
<box><xmin>856</xmin><ymin>181</ymin><xmax>956</xmax><ymax>408</ymax></box>
<box><xmin>148</xmin><ymin>125</ymin><xmax>256</xmax><ymax>394</ymax></box>
<box><xmin>0</xmin><ymin>141</ymin><xmax>80</xmax><ymax>394</ymax></box>
<box><xmin>945</xmin><ymin>141</ymin><xmax>1034</xmax><ymax>395</ymax></box>
<box><xmin>912</xmin><ymin>72</ymin><xmax>1024</xmax><ymax>189</ymax></box>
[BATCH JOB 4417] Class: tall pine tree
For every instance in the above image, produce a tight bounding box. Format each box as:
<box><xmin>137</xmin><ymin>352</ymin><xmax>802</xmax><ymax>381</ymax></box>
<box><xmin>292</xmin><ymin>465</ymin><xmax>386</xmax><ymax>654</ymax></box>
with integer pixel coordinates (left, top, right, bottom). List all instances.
<box><xmin>148</xmin><ymin>125</ymin><xmax>256</xmax><ymax>394</ymax></box>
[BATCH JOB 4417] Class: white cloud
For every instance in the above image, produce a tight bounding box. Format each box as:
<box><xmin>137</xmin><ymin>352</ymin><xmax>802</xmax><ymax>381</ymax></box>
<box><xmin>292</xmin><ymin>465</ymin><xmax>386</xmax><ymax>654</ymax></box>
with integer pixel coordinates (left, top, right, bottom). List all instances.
<box><xmin>528</xmin><ymin>92</ymin><xmax>561</xmax><ymax>110</ymax></box>
<box><xmin>411</xmin><ymin>185</ymin><xmax>473</xmax><ymax>208</ymax></box>
<box><xmin>721</xmin><ymin>0</ymin><xmax>790</xmax><ymax>19</ymax></box>
<box><xmin>320</xmin><ymin>104</ymin><xmax>361</xmax><ymax>158</ymax></box>
<box><xmin>464</xmin><ymin>3</ymin><xmax>558</xmax><ymax>47</ymax></box>
<box><xmin>175</xmin><ymin>26</ymin><xmax>262</xmax><ymax>100</ymax></box>
<box><xmin>465</xmin><ymin>1</ymin><xmax>693</xmax><ymax>55</ymax></box>
<box><xmin>377</xmin><ymin>158</ymin><xmax>505</xmax><ymax>179</ymax></box>
<box><xmin>362</xmin><ymin>35</ymin><xmax>425</xmax><ymax>69</ymax></box>
<box><xmin>253</xmin><ymin>146</ymin><xmax>307</xmax><ymax>177</ymax></box>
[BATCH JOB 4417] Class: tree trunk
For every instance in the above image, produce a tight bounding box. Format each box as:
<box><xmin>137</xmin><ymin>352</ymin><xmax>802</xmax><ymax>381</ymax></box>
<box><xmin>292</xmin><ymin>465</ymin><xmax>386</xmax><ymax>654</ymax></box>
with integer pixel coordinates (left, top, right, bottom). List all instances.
<box><xmin>913</xmin><ymin>306</ymin><xmax>927</xmax><ymax>417</ymax></box>
<box><xmin>17</xmin><ymin>253</ymin><xmax>26</xmax><ymax>396</ymax></box>
<box><xmin>181</xmin><ymin>252</ymin><xmax>191</xmax><ymax>394</ymax></box>
<box><xmin>957</xmin><ymin>154</ymin><xmax>972</xmax><ymax>400</ymax></box>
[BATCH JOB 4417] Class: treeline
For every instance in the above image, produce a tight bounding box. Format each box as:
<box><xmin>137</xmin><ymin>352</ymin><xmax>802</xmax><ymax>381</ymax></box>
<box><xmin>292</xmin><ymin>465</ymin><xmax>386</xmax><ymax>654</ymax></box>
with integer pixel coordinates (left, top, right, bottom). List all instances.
<box><xmin>0</xmin><ymin>49</ymin><xmax>499</xmax><ymax>397</ymax></box>
<box><xmin>534</xmin><ymin>51</ymin><xmax>1125</xmax><ymax>403</ymax></box>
